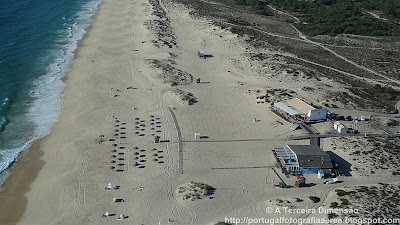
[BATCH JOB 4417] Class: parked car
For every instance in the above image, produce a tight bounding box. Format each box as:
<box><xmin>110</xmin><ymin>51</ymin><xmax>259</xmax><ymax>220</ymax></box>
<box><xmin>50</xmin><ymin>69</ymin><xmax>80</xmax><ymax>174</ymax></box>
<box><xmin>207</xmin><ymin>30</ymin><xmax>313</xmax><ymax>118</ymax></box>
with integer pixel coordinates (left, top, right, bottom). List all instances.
<box><xmin>324</xmin><ymin>178</ymin><xmax>339</xmax><ymax>184</ymax></box>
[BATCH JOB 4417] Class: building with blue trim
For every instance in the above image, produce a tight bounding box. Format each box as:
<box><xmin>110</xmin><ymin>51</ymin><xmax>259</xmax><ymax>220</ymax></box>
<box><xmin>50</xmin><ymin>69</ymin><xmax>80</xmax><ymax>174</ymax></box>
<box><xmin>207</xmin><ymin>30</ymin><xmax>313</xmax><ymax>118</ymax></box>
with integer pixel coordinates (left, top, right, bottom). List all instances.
<box><xmin>273</xmin><ymin>145</ymin><xmax>333</xmax><ymax>175</ymax></box>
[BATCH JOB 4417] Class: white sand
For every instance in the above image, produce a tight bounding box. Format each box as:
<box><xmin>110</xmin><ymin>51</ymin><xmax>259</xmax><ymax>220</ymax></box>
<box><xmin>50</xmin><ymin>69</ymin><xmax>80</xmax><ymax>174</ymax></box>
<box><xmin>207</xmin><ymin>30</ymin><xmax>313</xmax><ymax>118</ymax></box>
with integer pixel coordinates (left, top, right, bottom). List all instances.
<box><xmin>17</xmin><ymin>0</ymin><xmax>400</xmax><ymax>224</ymax></box>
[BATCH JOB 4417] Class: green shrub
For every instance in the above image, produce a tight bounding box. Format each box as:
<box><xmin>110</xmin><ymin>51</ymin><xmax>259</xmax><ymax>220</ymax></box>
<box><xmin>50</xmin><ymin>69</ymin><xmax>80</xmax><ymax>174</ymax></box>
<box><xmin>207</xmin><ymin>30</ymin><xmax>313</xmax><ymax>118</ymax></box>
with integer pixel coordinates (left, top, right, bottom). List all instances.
<box><xmin>330</xmin><ymin>202</ymin><xmax>339</xmax><ymax>208</ymax></box>
<box><xmin>335</xmin><ymin>189</ymin><xmax>349</xmax><ymax>196</ymax></box>
<box><xmin>309</xmin><ymin>196</ymin><xmax>320</xmax><ymax>203</ymax></box>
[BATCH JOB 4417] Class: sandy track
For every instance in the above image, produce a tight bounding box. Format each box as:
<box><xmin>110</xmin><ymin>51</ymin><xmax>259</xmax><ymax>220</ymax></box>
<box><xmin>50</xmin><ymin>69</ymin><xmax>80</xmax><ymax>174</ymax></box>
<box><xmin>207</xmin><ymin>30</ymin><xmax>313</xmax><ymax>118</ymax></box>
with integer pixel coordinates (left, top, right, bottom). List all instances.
<box><xmin>14</xmin><ymin>0</ymin><xmax>399</xmax><ymax>224</ymax></box>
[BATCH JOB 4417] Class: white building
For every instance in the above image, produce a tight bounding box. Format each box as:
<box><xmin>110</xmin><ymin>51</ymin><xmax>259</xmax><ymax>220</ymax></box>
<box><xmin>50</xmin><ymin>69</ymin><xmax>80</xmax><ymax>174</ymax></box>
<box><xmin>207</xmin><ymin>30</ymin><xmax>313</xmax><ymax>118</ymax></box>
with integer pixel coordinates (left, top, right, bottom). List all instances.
<box><xmin>273</xmin><ymin>101</ymin><xmax>304</xmax><ymax>120</ymax></box>
<box><xmin>307</xmin><ymin>108</ymin><xmax>328</xmax><ymax>121</ymax></box>
<box><xmin>333</xmin><ymin>121</ymin><xmax>341</xmax><ymax>130</ymax></box>
<box><xmin>334</xmin><ymin>121</ymin><xmax>347</xmax><ymax>133</ymax></box>
<box><xmin>273</xmin><ymin>98</ymin><xmax>327</xmax><ymax>121</ymax></box>
<box><xmin>337</xmin><ymin>124</ymin><xmax>347</xmax><ymax>134</ymax></box>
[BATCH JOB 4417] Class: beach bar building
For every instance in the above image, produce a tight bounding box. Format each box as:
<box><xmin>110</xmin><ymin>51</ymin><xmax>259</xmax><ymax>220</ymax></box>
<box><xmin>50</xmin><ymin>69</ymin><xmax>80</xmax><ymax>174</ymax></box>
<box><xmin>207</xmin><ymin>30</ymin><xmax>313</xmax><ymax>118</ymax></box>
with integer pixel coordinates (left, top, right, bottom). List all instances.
<box><xmin>273</xmin><ymin>101</ymin><xmax>304</xmax><ymax>120</ymax></box>
<box><xmin>273</xmin><ymin>98</ymin><xmax>327</xmax><ymax>121</ymax></box>
<box><xmin>273</xmin><ymin>145</ymin><xmax>333</xmax><ymax>175</ymax></box>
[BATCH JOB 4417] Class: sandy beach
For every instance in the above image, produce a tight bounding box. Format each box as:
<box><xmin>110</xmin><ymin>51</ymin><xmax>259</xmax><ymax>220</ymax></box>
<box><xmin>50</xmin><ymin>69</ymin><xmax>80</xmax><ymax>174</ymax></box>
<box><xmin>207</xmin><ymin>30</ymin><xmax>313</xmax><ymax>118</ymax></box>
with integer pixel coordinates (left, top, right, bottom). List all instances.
<box><xmin>0</xmin><ymin>140</ymin><xmax>44</xmax><ymax>225</ymax></box>
<box><xmin>1</xmin><ymin>0</ymin><xmax>399</xmax><ymax>224</ymax></box>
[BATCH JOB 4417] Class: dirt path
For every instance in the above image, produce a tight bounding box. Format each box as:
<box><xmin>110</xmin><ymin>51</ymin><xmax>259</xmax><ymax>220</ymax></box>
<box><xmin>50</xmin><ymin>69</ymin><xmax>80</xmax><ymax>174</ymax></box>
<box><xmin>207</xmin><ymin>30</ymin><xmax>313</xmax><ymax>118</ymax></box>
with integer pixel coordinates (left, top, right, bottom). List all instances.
<box><xmin>290</xmin><ymin>25</ymin><xmax>400</xmax><ymax>87</ymax></box>
<box><xmin>223</xmin><ymin>21</ymin><xmax>399</xmax><ymax>89</ymax></box>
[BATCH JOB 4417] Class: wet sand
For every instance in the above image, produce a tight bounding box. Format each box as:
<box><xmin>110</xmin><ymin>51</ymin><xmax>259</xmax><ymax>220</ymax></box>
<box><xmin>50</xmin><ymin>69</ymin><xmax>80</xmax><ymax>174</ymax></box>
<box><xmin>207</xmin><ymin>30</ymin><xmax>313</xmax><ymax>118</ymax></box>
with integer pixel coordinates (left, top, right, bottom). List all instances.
<box><xmin>0</xmin><ymin>141</ymin><xmax>44</xmax><ymax>225</ymax></box>
<box><xmin>3</xmin><ymin>0</ymin><xmax>397</xmax><ymax>224</ymax></box>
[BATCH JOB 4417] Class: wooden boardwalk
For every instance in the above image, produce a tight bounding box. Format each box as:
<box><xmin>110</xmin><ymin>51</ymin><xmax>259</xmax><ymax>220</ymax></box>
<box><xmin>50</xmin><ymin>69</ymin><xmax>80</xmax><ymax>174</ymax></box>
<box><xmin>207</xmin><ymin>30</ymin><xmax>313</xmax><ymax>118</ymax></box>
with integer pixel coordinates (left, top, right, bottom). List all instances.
<box><xmin>167</xmin><ymin>107</ymin><xmax>183</xmax><ymax>174</ymax></box>
<box><xmin>288</xmin><ymin>132</ymin><xmax>400</xmax><ymax>141</ymax></box>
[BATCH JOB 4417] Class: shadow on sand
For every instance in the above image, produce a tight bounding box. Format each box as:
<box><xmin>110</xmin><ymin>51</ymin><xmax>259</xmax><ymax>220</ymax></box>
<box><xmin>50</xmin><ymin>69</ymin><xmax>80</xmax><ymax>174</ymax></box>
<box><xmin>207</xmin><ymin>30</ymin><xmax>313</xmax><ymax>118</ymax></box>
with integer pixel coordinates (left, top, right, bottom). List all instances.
<box><xmin>327</xmin><ymin>151</ymin><xmax>352</xmax><ymax>176</ymax></box>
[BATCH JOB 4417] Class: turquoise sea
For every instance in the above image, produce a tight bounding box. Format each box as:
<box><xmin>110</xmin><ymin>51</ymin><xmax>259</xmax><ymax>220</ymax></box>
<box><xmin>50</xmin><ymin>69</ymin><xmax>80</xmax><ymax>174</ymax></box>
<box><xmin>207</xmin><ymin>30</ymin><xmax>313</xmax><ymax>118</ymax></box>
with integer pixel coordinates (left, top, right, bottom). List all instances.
<box><xmin>0</xmin><ymin>0</ymin><xmax>101</xmax><ymax>186</ymax></box>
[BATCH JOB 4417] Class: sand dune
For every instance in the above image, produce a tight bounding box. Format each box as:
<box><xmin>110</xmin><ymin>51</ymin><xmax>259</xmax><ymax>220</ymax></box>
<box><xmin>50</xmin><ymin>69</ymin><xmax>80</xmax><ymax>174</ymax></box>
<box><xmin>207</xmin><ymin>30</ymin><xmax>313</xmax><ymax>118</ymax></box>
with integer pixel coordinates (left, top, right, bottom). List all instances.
<box><xmin>5</xmin><ymin>0</ymin><xmax>398</xmax><ymax>224</ymax></box>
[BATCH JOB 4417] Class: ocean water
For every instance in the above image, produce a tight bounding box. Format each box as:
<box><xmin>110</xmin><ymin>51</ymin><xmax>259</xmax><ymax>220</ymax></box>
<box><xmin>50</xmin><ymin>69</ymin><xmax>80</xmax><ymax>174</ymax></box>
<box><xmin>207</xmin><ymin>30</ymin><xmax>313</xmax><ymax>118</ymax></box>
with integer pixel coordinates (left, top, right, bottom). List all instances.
<box><xmin>0</xmin><ymin>0</ymin><xmax>101</xmax><ymax>187</ymax></box>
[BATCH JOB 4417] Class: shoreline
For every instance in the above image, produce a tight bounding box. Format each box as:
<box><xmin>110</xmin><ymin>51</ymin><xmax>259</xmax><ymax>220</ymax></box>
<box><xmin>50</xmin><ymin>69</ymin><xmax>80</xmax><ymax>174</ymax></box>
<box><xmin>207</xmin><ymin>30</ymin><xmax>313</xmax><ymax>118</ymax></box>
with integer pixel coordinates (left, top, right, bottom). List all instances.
<box><xmin>1</xmin><ymin>0</ymin><xmax>399</xmax><ymax>223</ymax></box>
<box><xmin>0</xmin><ymin>1</ymin><xmax>104</xmax><ymax>224</ymax></box>
<box><xmin>0</xmin><ymin>140</ymin><xmax>44</xmax><ymax>224</ymax></box>
<box><xmin>64</xmin><ymin>0</ymin><xmax>104</xmax><ymax>82</ymax></box>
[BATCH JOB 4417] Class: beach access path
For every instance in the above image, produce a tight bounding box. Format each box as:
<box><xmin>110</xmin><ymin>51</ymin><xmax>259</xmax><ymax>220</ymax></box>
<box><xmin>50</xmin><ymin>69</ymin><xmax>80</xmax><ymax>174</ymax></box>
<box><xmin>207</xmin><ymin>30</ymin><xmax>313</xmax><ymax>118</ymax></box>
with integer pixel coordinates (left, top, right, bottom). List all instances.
<box><xmin>4</xmin><ymin>0</ymin><xmax>398</xmax><ymax>224</ymax></box>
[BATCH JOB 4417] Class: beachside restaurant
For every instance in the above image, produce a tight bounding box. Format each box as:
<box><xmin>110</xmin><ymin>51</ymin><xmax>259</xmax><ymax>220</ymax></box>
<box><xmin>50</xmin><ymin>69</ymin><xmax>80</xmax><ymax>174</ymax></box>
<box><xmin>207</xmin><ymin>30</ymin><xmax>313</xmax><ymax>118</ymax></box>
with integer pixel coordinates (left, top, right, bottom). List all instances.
<box><xmin>273</xmin><ymin>101</ymin><xmax>304</xmax><ymax>120</ymax></box>
<box><xmin>272</xmin><ymin>145</ymin><xmax>333</xmax><ymax>176</ymax></box>
<box><xmin>273</xmin><ymin>98</ymin><xmax>327</xmax><ymax>121</ymax></box>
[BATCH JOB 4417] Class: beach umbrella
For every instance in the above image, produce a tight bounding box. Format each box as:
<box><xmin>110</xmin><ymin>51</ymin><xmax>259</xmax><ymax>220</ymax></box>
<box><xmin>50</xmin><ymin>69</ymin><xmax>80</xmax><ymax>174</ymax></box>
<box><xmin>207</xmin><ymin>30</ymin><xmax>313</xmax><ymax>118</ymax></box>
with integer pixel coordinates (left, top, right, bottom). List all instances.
<box><xmin>118</xmin><ymin>214</ymin><xmax>125</xmax><ymax>220</ymax></box>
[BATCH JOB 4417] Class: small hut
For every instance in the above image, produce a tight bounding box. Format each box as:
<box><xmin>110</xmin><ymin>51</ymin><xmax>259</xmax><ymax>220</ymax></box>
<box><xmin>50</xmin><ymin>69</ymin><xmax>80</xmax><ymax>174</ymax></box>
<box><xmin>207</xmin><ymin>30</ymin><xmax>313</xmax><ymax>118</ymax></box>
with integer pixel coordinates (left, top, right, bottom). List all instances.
<box><xmin>295</xmin><ymin>178</ymin><xmax>306</xmax><ymax>187</ymax></box>
<box><xmin>198</xmin><ymin>50</ymin><xmax>205</xmax><ymax>59</ymax></box>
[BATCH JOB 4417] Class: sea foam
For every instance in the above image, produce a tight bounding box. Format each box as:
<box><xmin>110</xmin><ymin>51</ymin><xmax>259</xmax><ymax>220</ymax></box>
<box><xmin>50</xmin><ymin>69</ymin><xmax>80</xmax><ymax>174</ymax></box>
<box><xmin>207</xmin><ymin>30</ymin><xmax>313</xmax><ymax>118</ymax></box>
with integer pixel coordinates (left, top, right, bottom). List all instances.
<box><xmin>0</xmin><ymin>0</ymin><xmax>102</xmax><ymax>187</ymax></box>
